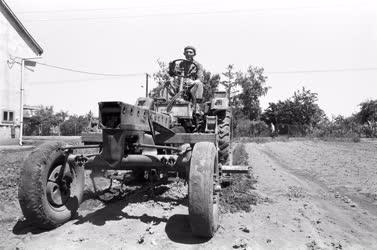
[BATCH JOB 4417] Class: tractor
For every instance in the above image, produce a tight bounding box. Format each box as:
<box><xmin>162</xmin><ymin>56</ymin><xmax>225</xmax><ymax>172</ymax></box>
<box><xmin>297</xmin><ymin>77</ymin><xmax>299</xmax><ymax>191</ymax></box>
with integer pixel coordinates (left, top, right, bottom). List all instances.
<box><xmin>18</xmin><ymin>59</ymin><xmax>248</xmax><ymax>238</ymax></box>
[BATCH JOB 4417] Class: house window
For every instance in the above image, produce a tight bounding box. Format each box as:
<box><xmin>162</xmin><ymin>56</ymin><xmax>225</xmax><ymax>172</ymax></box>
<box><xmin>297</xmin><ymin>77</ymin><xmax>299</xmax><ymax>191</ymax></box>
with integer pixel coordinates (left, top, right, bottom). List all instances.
<box><xmin>3</xmin><ymin>111</ymin><xmax>14</xmax><ymax>123</ymax></box>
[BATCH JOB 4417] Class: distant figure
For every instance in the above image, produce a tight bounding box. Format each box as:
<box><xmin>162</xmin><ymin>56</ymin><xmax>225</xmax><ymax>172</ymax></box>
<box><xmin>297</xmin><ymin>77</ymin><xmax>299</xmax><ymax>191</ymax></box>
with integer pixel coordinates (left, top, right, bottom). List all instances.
<box><xmin>270</xmin><ymin>123</ymin><xmax>276</xmax><ymax>138</ymax></box>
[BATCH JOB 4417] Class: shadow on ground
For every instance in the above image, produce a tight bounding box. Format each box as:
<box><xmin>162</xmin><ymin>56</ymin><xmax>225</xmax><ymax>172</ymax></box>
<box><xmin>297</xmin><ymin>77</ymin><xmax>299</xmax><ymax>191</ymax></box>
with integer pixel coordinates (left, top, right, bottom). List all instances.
<box><xmin>12</xmin><ymin>220</ymin><xmax>47</xmax><ymax>235</ymax></box>
<box><xmin>12</xmin><ymin>182</ymin><xmax>187</xmax><ymax>235</ymax></box>
<box><xmin>165</xmin><ymin>214</ymin><xmax>210</xmax><ymax>244</ymax></box>
<box><xmin>74</xmin><ymin>198</ymin><xmax>169</xmax><ymax>227</ymax></box>
<box><xmin>74</xmin><ymin>182</ymin><xmax>188</xmax><ymax>225</ymax></box>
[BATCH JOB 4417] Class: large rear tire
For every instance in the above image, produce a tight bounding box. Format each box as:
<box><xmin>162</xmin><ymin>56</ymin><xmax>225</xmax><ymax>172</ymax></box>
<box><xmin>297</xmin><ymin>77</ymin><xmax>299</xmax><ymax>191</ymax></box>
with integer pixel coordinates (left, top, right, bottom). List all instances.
<box><xmin>18</xmin><ymin>141</ymin><xmax>84</xmax><ymax>229</ymax></box>
<box><xmin>218</xmin><ymin>109</ymin><xmax>231</xmax><ymax>164</ymax></box>
<box><xmin>188</xmin><ymin>142</ymin><xmax>219</xmax><ymax>238</ymax></box>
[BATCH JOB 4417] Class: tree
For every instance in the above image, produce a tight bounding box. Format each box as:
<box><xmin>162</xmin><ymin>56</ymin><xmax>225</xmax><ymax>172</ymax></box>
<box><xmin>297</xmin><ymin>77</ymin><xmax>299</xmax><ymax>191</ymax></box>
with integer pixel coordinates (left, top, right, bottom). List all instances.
<box><xmin>54</xmin><ymin>111</ymin><xmax>69</xmax><ymax>135</ymax></box>
<box><xmin>236</xmin><ymin>66</ymin><xmax>269</xmax><ymax>120</ymax></box>
<box><xmin>202</xmin><ymin>70</ymin><xmax>220</xmax><ymax>102</ymax></box>
<box><xmin>55</xmin><ymin>111</ymin><xmax>68</xmax><ymax>122</ymax></box>
<box><xmin>291</xmin><ymin>87</ymin><xmax>324</xmax><ymax>126</ymax></box>
<box><xmin>86</xmin><ymin>110</ymin><xmax>94</xmax><ymax>120</ymax></box>
<box><xmin>150</xmin><ymin>60</ymin><xmax>170</xmax><ymax>99</ymax></box>
<box><xmin>262</xmin><ymin>87</ymin><xmax>325</xmax><ymax>128</ymax></box>
<box><xmin>60</xmin><ymin>115</ymin><xmax>89</xmax><ymax>136</ymax></box>
<box><xmin>23</xmin><ymin>112</ymin><xmax>42</xmax><ymax>136</ymax></box>
<box><xmin>23</xmin><ymin>106</ymin><xmax>61</xmax><ymax>136</ymax></box>
<box><xmin>357</xmin><ymin>99</ymin><xmax>377</xmax><ymax>124</ymax></box>
<box><xmin>220</xmin><ymin>64</ymin><xmax>238</xmax><ymax>105</ymax></box>
<box><xmin>24</xmin><ymin>106</ymin><xmax>93</xmax><ymax>136</ymax></box>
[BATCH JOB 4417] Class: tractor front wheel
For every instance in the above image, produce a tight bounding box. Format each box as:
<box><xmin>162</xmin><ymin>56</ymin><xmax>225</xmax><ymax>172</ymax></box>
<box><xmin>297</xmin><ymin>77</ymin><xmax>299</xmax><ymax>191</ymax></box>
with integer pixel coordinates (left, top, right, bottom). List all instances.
<box><xmin>188</xmin><ymin>142</ymin><xmax>219</xmax><ymax>238</ymax></box>
<box><xmin>18</xmin><ymin>141</ymin><xmax>84</xmax><ymax>229</ymax></box>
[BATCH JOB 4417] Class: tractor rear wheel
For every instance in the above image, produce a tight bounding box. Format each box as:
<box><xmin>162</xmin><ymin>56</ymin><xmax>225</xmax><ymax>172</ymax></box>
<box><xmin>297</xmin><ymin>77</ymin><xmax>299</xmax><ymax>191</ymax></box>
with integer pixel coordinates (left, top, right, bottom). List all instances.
<box><xmin>18</xmin><ymin>141</ymin><xmax>84</xmax><ymax>229</ymax></box>
<box><xmin>188</xmin><ymin>142</ymin><xmax>219</xmax><ymax>238</ymax></box>
<box><xmin>218</xmin><ymin>109</ymin><xmax>231</xmax><ymax>164</ymax></box>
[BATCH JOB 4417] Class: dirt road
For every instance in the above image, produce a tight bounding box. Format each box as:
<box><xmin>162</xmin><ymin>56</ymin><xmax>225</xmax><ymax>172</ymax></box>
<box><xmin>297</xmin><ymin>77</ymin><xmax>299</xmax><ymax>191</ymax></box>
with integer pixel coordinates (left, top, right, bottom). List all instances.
<box><xmin>242</xmin><ymin>141</ymin><xmax>377</xmax><ymax>249</ymax></box>
<box><xmin>1</xmin><ymin>140</ymin><xmax>377</xmax><ymax>249</ymax></box>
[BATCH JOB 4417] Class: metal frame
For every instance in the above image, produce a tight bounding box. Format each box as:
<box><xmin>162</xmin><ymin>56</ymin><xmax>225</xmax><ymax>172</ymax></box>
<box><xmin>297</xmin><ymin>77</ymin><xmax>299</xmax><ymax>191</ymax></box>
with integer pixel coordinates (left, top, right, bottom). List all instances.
<box><xmin>82</xmin><ymin>132</ymin><xmax>217</xmax><ymax>145</ymax></box>
<box><xmin>77</xmin><ymin>100</ymin><xmax>248</xmax><ymax>178</ymax></box>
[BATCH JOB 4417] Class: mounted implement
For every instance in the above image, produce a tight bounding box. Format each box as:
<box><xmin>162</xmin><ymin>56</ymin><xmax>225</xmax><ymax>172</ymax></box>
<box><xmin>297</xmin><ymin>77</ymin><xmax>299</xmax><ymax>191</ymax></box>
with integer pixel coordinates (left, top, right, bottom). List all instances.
<box><xmin>18</xmin><ymin>58</ymin><xmax>248</xmax><ymax>238</ymax></box>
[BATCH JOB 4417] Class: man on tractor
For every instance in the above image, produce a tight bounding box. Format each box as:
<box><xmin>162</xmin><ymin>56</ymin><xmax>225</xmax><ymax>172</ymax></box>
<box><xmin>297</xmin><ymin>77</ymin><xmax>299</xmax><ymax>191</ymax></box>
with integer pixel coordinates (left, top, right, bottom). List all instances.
<box><xmin>168</xmin><ymin>46</ymin><xmax>205</xmax><ymax>113</ymax></box>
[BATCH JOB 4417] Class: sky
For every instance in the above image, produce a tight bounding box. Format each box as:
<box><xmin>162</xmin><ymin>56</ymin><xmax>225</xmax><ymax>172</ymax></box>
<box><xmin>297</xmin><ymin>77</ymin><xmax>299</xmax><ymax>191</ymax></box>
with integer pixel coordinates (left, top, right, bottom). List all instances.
<box><xmin>7</xmin><ymin>0</ymin><xmax>377</xmax><ymax>118</ymax></box>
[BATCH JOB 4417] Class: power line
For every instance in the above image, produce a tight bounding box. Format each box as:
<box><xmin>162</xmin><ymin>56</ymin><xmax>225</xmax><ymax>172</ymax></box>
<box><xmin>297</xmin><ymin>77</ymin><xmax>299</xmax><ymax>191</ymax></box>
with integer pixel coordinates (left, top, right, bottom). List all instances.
<box><xmin>18</xmin><ymin>4</ymin><xmax>180</xmax><ymax>14</ymax></box>
<box><xmin>36</xmin><ymin>62</ymin><xmax>145</xmax><ymax>77</ymax></box>
<box><xmin>267</xmin><ymin>67</ymin><xmax>377</xmax><ymax>74</ymax></box>
<box><xmin>34</xmin><ymin>62</ymin><xmax>377</xmax><ymax>82</ymax></box>
<box><xmin>33</xmin><ymin>61</ymin><xmax>377</xmax><ymax>84</ymax></box>
<box><xmin>29</xmin><ymin>76</ymin><xmax>125</xmax><ymax>85</ymax></box>
<box><xmin>23</xmin><ymin>9</ymin><xmax>255</xmax><ymax>22</ymax></box>
<box><xmin>24</xmin><ymin>6</ymin><xmax>325</xmax><ymax>22</ymax></box>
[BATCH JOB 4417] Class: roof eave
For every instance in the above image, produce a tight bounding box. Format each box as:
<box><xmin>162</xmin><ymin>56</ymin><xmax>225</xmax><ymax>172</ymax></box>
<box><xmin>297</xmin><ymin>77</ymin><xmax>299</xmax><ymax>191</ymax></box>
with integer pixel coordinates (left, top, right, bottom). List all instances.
<box><xmin>0</xmin><ymin>0</ymin><xmax>43</xmax><ymax>56</ymax></box>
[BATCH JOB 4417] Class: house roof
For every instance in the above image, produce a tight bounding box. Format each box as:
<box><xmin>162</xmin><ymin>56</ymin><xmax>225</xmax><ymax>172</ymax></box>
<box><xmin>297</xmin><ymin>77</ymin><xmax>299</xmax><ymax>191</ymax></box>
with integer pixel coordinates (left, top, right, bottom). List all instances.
<box><xmin>0</xmin><ymin>0</ymin><xmax>43</xmax><ymax>55</ymax></box>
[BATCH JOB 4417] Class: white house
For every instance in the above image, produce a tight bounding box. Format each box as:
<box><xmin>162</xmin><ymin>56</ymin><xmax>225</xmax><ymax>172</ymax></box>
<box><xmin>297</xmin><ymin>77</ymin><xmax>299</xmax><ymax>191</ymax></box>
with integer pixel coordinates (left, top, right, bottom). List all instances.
<box><xmin>0</xmin><ymin>0</ymin><xmax>43</xmax><ymax>144</ymax></box>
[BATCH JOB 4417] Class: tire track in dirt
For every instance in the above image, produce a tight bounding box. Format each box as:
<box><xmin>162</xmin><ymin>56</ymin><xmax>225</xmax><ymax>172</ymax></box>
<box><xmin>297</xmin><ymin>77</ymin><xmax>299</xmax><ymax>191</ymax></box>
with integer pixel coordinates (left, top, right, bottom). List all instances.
<box><xmin>261</xmin><ymin>144</ymin><xmax>377</xmax><ymax>218</ymax></box>
<box><xmin>244</xmin><ymin>142</ymin><xmax>377</xmax><ymax>249</ymax></box>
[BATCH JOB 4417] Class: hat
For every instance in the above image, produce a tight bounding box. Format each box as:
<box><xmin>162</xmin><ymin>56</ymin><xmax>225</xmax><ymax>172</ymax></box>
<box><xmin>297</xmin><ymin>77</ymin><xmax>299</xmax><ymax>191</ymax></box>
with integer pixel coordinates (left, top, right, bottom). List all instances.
<box><xmin>184</xmin><ymin>46</ymin><xmax>196</xmax><ymax>55</ymax></box>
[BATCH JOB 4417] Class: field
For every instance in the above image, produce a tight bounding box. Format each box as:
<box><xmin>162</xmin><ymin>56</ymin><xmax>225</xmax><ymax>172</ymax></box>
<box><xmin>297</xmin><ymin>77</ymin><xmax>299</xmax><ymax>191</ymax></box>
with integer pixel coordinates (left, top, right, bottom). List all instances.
<box><xmin>1</xmin><ymin>139</ymin><xmax>377</xmax><ymax>249</ymax></box>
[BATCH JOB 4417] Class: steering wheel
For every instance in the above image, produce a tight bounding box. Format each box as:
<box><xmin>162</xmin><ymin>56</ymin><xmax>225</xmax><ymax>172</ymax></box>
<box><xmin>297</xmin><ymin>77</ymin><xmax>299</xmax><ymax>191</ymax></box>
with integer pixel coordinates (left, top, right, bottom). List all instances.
<box><xmin>168</xmin><ymin>59</ymin><xmax>199</xmax><ymax>79</ymax></box>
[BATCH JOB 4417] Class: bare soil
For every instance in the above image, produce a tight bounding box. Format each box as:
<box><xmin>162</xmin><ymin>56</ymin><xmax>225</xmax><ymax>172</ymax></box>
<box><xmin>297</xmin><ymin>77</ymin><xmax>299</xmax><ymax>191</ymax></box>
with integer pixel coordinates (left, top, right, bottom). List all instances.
<box><xmin>1</xmin><ymin>139</ymin><xmax>377</xmax><ymax>249</ymax></box>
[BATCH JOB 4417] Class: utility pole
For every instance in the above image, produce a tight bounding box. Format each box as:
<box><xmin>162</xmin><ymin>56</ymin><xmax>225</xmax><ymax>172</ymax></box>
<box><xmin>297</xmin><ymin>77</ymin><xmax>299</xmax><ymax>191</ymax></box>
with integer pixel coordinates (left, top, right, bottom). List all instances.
<box><xmin>19</xmin><ymin>59</ymin><xmax>24</xmax><ymax>145</ymax></box>
<box><xmin>18</xmin><ymin>57</ymin><xmax>41</xmax><ymax>145</ymax></box>
<box><xmin>145</xmin><ymin>73</ymin><xmax>150</xmax><ymax>97</ymax></box>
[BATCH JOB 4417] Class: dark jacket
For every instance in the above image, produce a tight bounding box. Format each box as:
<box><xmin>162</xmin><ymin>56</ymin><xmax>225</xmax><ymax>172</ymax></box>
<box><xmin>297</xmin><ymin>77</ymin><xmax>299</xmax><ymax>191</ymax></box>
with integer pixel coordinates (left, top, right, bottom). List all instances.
<box><xmin>169</xmin><ymin>59</ymin><xmax>204</xmax><ymax>82</ymax></box>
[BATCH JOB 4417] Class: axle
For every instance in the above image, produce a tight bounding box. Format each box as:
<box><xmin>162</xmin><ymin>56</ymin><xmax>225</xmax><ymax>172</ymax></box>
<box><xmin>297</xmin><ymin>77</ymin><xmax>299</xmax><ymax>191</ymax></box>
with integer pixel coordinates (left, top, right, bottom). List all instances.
<box><xmin>84</xmin><ymin>154</ymin><xmax>181</xmax><ymax>170</ymax></box>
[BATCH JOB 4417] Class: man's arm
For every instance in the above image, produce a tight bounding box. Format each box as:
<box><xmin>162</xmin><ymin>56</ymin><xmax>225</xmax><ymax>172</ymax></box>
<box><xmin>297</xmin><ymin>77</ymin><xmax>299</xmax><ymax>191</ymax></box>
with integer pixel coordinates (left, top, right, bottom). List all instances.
<box><xmin>195</xmin><ymin>61</ymin><xmax>204</xmax><ymax>82</ymax></box>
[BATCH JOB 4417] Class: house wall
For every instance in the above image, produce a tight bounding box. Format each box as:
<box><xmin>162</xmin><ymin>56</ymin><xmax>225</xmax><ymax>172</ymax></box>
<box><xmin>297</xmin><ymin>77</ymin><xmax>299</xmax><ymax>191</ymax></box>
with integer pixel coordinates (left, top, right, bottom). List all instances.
<box><xmin>0</xmin><ymin>124</ymin><xmax>19</xmax><ymax>141</ymax></box>
<box><xmin>0</xmin><ymin>11</ymin><xmax>35</xmax><ymax>143</ymax></box>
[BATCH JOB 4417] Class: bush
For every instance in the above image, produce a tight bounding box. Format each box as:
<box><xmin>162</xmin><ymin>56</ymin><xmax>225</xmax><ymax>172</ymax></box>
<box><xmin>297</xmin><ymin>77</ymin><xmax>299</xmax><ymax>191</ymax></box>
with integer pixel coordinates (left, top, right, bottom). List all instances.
<box><xmin>361</xmin><ymin>123</ymin><xmax>377</xmax><ymax>137</ymax></box>
<box><xmin>352</xmin><ymin>134</ymin><xmax>361</xmax><ymax>143</ymax></box>
<box><xmin>234</xmin><ymin>119</ymin><xmax>270</xmax><ymax>137</ymax></box>
<box><xmin>232</xmin><ymin>143</ymin><xmax>249</xmax><ymax>165</ymax></box>
<box><xmin>309</xmin><ymin>116</ymin><xmax>376</xmax><ymax>139</ymax></box>
<box><xmin>220</xmin><ymin>143</ymin><xmax>257</xmax><ymax>213</ymax></box>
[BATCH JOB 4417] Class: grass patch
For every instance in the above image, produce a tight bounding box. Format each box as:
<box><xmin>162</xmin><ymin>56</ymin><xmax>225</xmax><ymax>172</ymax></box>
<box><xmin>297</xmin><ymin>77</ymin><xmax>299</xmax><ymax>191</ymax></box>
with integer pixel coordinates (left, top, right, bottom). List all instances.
<box><xmin>232</xmin><ymin>143</ymin><xmax>249</xmax><ymax>165</ymax></box>
<box><xmin>0</xmin><ymin>150</ymin><xmax>31</xmax><ymax>203</ymax></box>
<box><xmin>312</xmin><ymin>136</ymin><xmax>362</xmax><ymax>143</ymax></box>
<box><xmin>220</xmin><ymin>143</ymin><xmax>258</xmax><ymax>213</ymax></box>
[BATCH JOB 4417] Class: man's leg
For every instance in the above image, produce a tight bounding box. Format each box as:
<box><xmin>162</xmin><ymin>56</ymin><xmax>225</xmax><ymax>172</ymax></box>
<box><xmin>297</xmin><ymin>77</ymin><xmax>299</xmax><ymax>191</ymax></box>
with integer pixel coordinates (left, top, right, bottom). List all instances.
<box><xmin>190</xmin><ymin>80</ymin><xmax>203</xmax><ymax>100</ymax></box>
<box><xmin>190</xmin><ymin>81</ymin><xmax>203</xmax><ymax>113</ymax></box>
<box><xmin>189</xmin><ymin>81</ymin><xmax>204</xmax><ymax>131</ymax></box>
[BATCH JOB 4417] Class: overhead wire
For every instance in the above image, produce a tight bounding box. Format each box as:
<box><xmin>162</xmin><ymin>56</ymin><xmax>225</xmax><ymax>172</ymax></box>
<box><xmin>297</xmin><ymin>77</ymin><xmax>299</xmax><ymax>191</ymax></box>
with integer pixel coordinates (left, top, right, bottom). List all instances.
<box><xmin>29</xmin><ymin>60</ymin><xmax>377</xmax><ymax>86</ymax></box>
<box><xmin>36</xmin><ymin>62</ymin><xmax>145</xmax><ymax>77</ymax></box>
<box><xmin>266</xmin><ymin>67</ymin><xmax>377</xmax><ymax>74</ymax></box>
<box><xmin>29</xmin><ymin>76</ymin><xmax>125</xmax><ymax>85</ymax></box>
<box><xmin>33</xmin><ymin>61</ymin><xmax>377</xmax><ymax>77</ymax></box>
<box><xmin>17</xmin><ymin>3</ymin><xmax>182</xmax><ymax>14</ymax></box>
<box><xmin>23</xmin><ymin>6</ymin><xmax>326</xmax><ymax>22</ymax></box>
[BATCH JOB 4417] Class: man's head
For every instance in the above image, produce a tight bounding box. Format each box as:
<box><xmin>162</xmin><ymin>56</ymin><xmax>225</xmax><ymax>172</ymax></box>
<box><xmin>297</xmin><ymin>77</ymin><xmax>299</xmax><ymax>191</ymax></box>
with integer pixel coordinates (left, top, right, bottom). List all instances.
<box><xmin>183</xmin><ymin>46</ymin><xmax>196</xmax><ymax>60</ymax></box>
